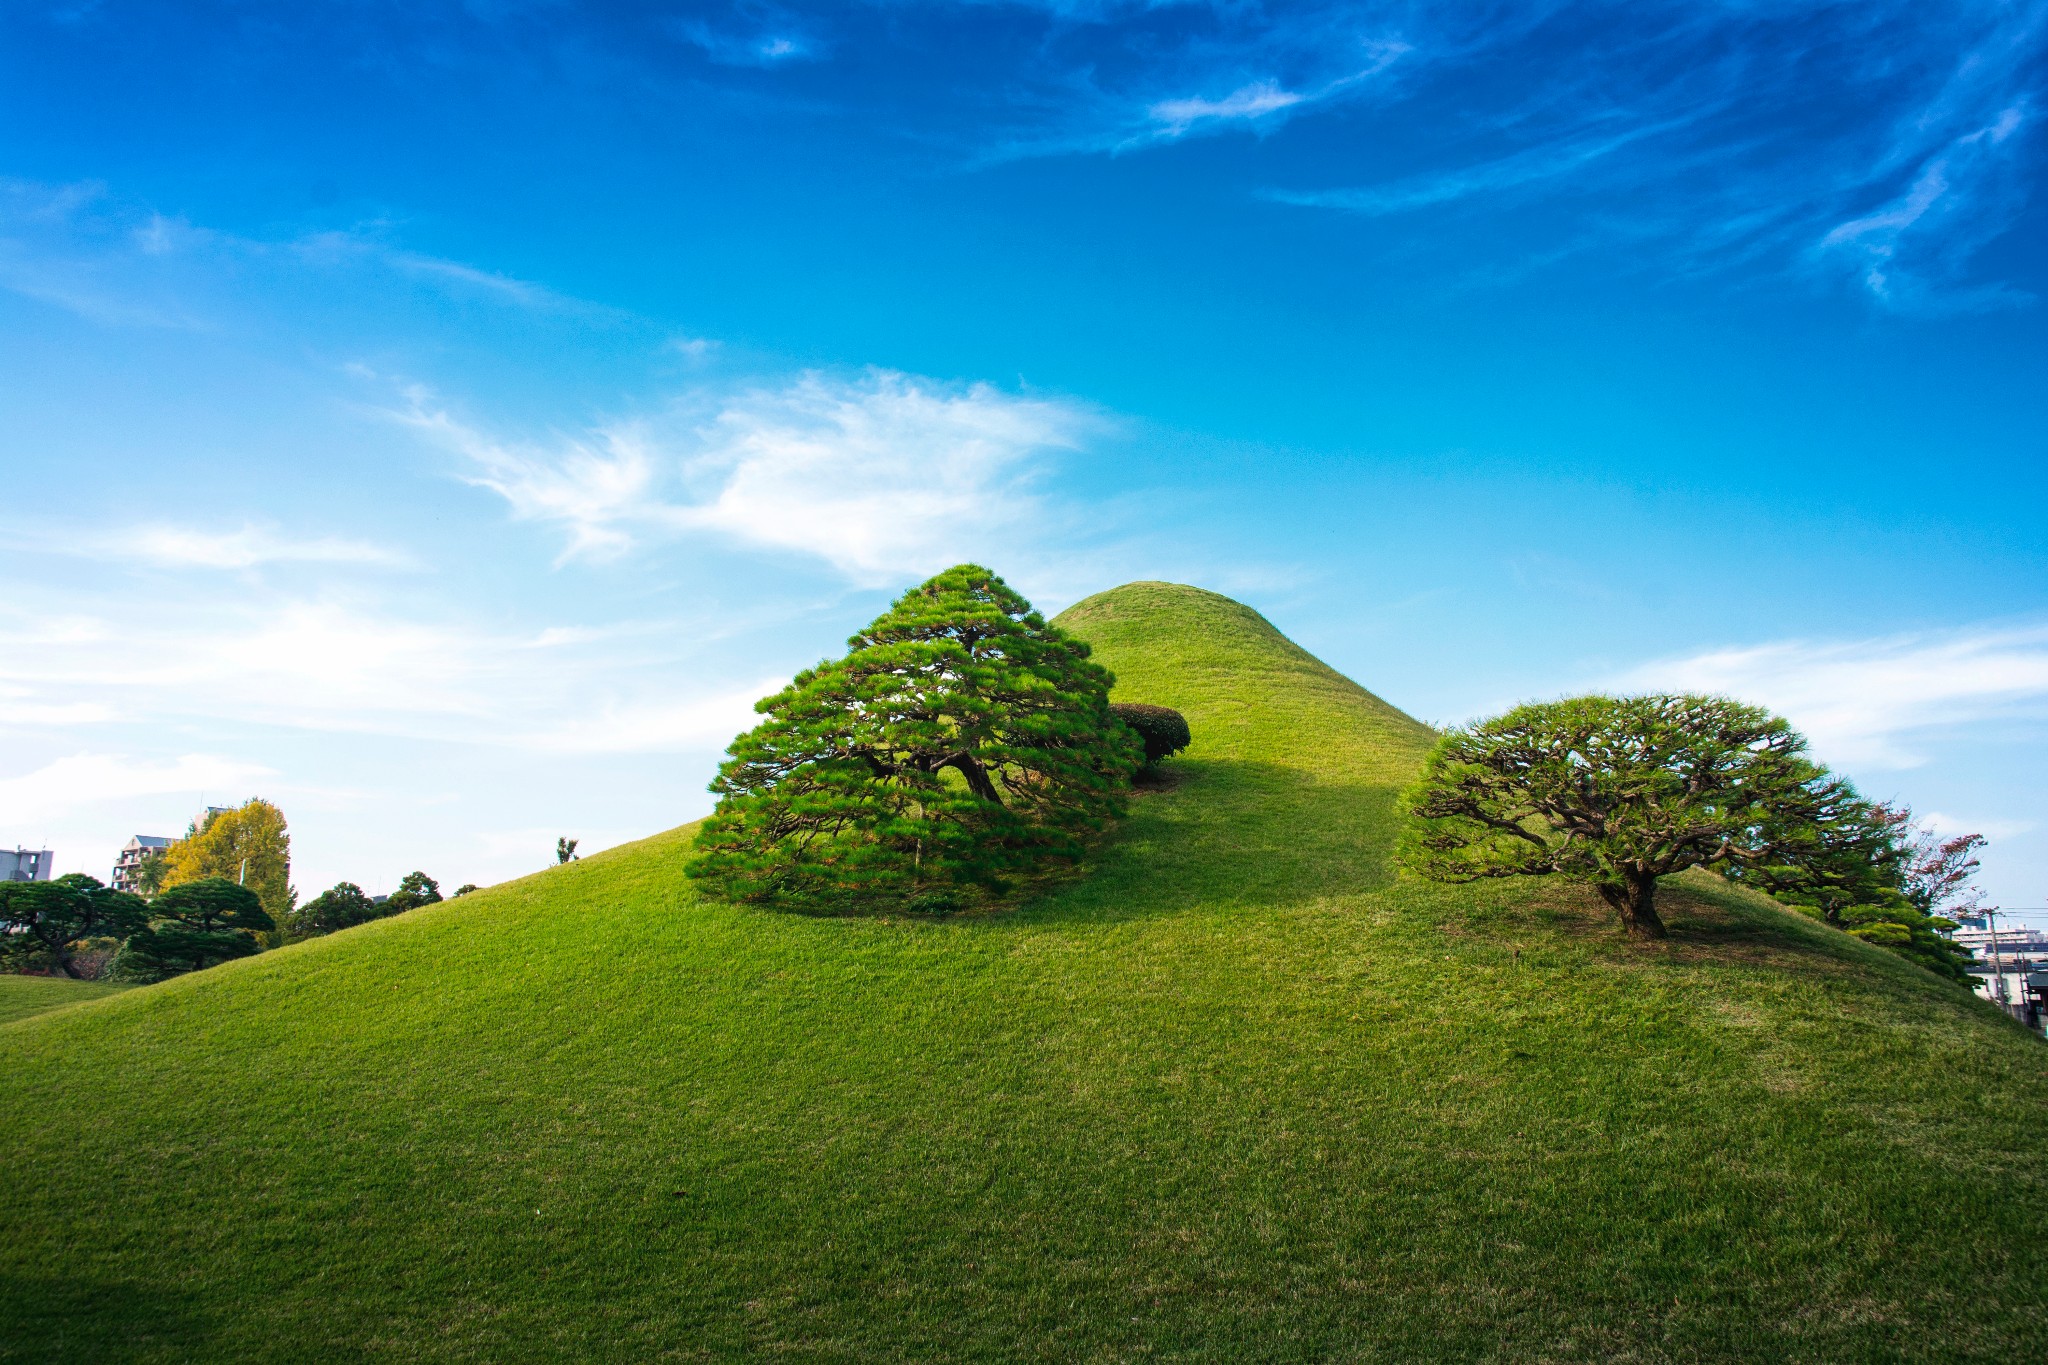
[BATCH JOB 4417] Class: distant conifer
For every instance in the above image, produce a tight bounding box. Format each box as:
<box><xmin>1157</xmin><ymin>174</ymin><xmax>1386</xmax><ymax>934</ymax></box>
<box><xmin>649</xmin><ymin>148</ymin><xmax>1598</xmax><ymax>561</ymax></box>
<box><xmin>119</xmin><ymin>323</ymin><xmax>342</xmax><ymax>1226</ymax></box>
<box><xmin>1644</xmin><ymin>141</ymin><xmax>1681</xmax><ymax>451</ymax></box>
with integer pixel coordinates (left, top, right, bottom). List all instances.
<box><xmin>288</xmin><ymin>882</ymin><xmax>380</xmax><ymax>939</ymax></box>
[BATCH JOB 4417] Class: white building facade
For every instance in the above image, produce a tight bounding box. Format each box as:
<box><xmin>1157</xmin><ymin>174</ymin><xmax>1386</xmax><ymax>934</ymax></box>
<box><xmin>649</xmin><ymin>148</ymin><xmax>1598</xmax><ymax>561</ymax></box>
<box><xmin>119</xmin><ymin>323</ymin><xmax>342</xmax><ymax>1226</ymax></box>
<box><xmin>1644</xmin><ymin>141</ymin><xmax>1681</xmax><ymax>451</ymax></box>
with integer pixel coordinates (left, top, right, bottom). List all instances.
<box><xmin>2</xmin><ymin>847</ymin><xmax>55</xmax><ymax>882</ymax></box>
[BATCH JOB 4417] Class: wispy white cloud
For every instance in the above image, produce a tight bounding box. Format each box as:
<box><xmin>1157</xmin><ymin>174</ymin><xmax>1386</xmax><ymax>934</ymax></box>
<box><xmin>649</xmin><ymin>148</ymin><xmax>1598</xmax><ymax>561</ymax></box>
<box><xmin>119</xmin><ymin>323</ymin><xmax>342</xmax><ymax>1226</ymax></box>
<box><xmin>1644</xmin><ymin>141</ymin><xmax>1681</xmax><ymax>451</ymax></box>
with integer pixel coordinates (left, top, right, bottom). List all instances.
<box><xmin>1923</xmin><ymin>810</ymin><xmax>2036</xmax><ymax>841</ymax></box>
<box><xmin>1136</xmin><ymin>51</ymin><xmax>1408</xmax><ymax>150</ymax></box>
<box><xmin>674</xmin><ymin>370</ymin><xmax>1090</xmax><ymax>583</ymax></box>
<box><xmin>1815</xmin><ymin>104</ymin><xmax>2035</xmax><ymax>312</ymax></box>
<box><xmin>0</xmin><ymin>684</ymin><xmax>116</xmax><ymax>728</ymax></box>
<box><xmin>1147</xmin><ymin>80</ymin><xmax>1307</xmax><ymax>136</ymax></box>
<box><xmin>1614</xmin><ymin>623</ymin><xmax>2048</xmax><ymax>768</ymax></box>
<box><xmin>294</xmin><ymin>231</ymin><xmax>598</xmax><ymax>313</ymax></box>
<box><xmin>973</xmin><ymin>9</ymin><xmax>1412</xmax><ymax>160</ymax></box>
<box><xmin>383</xmin><ymin>250</ymin><xmax>558</xmax><ymax>307</ymax></box>
<box><xmin>524</xmin><ymin>679</ymin><xmax>785</xmax><ymax>754</ymax></box>
<box><xmin>79</xmin><ymin>523</ymin><xmax>414</xmax><ymax>571</ymax></box>
<box><xmin>1223</xmin><ymin>2</ymin><xmax>2048</xmax><ymax>311</ymax></box>
<box><xmin>668</xmin><ymin>334</ymin><xmax>721</xmax><ymax>361</ymax></box>
<box><xmin>1267</xmin><ymin>119</ymin><xmax>1684</xmax><ymax>215</ymax></box>
<box><xmin>0</xmin><ymin>752</ymin><xmax>275</xmax><ymax>825</ymax></box>
<box><xmin>673</xmin><ymin>18</ymin><xmax>820</xmax><ymax>67</ymax></box>
<box><xmin>0</xmin><ymin>176</ymin><xmax>600</xmax><ymax>329</ymax></box>
<box><xmin>0</xmin><ymin>180</ymin><xmax>209</xmax><ymax>327</ymax></box>
<box><xmin>394</xmin><ymin>368</ymin><xmax>1098</xmax><ymax>584</ymax></box>
<box><xmin>394</xmin><ymin>391</ymin><xmax>661</xmax><ymax>562</ymax></box>
<box><xmin>0</xmin><ymin>590</ymin><xmax>782</xmax><ymax>757</ymax></box>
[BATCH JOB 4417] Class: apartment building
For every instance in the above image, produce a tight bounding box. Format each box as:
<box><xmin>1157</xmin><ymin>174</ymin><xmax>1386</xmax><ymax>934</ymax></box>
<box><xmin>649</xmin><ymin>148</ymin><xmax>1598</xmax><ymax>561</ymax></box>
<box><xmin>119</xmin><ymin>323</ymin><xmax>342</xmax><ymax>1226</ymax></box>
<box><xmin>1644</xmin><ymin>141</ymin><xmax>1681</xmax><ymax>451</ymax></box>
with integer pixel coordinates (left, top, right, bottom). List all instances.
<box><xmin>111</xmin><ymin>835</ymin><xmax>175</xmax><ymax>894</ymax></box>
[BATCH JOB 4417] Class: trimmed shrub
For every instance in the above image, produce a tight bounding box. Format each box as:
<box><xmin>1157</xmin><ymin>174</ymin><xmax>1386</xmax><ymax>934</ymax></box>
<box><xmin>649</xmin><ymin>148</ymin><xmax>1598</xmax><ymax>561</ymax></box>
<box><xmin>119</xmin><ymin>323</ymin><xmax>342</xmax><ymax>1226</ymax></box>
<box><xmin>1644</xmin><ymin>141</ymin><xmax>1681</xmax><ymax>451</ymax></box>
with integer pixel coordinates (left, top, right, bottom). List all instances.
<box><xmin>1112</xmin><ymin>703</ymin><xmax>1191</xmax><ymax>765</ymax></box>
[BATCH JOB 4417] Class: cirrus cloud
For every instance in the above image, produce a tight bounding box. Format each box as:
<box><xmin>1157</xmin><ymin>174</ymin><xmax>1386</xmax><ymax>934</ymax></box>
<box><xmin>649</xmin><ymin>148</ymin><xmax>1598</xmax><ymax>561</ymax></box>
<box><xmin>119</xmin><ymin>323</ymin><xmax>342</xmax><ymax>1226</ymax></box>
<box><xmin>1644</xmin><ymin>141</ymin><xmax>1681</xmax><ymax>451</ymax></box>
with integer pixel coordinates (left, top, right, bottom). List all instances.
<box><xmin>1613</xmin><ymin>622</ymin><xmax>2048</xmax><ymax>768</ymax></box>
<box><xmin>394</xmin><ymin>368</ymin><xmax>1101</xmax><ymax>585</ymax></box>
<box><xmin>0</xmin><ymin>752</ymin><xmax>275</xmax><ymax>825</ymax></box>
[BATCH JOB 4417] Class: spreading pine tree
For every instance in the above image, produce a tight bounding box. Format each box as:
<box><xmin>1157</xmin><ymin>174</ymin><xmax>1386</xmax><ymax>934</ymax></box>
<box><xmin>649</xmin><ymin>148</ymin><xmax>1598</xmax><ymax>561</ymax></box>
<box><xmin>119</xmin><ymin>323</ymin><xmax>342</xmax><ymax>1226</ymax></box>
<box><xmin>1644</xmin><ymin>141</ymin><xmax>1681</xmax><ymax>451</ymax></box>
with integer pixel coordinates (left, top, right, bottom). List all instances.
<box><xmin>688</xmin><ymin>564</ymin><xmax>1142</xmax><ymax>911</ymax></box>
<box><xmin>114</xmin><ymin>877</ymin><xmax>275</xmax><ymax>981</ymax></box>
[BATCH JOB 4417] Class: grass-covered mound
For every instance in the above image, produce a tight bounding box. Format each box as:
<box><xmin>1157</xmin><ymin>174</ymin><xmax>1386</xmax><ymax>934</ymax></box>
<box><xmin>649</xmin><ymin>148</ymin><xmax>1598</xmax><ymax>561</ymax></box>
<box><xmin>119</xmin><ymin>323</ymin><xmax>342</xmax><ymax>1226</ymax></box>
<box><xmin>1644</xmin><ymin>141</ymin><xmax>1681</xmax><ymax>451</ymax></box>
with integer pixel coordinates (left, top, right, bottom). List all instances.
<box><xmin>2</xmin><ymin>582</ymin><xmax>2044</xmax><ymax>1362</ymax></box>
<box><xmin>0</xmin><ymin>974</ymin><xmax>128</xmax><ymax>1026</ymax></box>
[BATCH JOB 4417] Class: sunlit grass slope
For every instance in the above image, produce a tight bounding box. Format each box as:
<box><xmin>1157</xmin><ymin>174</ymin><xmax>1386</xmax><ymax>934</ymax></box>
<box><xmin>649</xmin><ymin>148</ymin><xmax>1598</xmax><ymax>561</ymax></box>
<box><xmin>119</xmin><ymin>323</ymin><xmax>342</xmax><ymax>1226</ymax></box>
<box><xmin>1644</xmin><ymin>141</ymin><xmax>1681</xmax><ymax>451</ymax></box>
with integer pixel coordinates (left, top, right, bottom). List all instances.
<box><xmin>3</xmin><ymin>582</ymin><xmax>2044</xmax><ymax>1363</ymax></box>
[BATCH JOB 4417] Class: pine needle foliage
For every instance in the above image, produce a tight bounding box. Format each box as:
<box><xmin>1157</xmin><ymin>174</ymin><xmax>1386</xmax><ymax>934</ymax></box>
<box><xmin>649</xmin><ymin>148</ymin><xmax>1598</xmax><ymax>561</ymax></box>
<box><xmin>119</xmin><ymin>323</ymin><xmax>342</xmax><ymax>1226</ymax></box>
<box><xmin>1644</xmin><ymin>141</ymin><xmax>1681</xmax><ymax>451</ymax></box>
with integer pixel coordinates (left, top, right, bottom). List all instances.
<box><xmin>1400</xmin><ymin>694</ymin><xmax>1852</xmax><ymax>939</ymax></box>
<box><xmin>0</xmin><ymin>875</ymin><xmax>147</xmax><ymax>979</ymax></box>
<box><xmin>688</xmin><ymin>564</ymin><xmax>1141</xmax><ymax>911</ymax></box>
<box><xmin>1723</xmin><ymin>802</ymin><xmax>1974</xmax><ymax>981</ymax></box>
<box><xmin>112</xmin><ymin>878</ymin><xmax>274</xmax><ymax>982</ymax></box>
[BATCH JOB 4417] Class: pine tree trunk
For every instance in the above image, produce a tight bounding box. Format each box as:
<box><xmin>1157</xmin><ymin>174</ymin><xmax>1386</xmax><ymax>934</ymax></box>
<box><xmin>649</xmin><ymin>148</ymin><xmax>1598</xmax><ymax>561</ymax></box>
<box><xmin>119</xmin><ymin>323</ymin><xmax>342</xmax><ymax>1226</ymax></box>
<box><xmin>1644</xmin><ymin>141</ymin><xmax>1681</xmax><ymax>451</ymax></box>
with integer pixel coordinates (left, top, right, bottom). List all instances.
<box><xmin>1598</xmin><ymin>872</ymin><xmax>1667</xmax><ymax>939</ymax></box>
<box><xmin>945</xmin><ymin>754</ymin><xmax>1004</xmax><ymax>805</ymax></box>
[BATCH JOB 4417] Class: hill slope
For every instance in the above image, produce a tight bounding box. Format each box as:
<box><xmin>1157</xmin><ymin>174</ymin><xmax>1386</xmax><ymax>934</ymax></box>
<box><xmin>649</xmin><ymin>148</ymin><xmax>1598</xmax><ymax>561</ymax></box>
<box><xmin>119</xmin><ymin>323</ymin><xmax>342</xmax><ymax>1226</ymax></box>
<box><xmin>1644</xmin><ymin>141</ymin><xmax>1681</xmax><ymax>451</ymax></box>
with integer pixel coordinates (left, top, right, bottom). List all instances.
<box><xmin>2</xmin><ymin>583</ymin><xmax>2044</xmax><ymax>1363</ymax></box>
<box><xmin>0</xmin><ymin>975</ymin><xmax>128</xmax><ymax>1025</ymax></box>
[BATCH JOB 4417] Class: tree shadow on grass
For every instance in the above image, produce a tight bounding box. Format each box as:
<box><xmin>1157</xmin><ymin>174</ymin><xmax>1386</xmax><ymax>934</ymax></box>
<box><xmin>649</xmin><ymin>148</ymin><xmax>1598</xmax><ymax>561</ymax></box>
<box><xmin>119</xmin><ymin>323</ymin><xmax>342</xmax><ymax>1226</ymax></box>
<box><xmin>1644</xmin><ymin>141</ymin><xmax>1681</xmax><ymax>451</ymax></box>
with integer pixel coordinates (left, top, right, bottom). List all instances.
<box><xmin>703</xmin><ymin>758</ymin><xmax>1404</xmax><ymax>930</ymax></box>
<box><xmin>1461</xmin><ymin>870</ymin><xmax>1967</xmax><ymax>992</ymax></box>
<box><xmin>0</xmin><ymin>1275</ymin><xmax>216</xmax><ymax>1365</ymax></box>
<box><xmin>1003</xmin><ymin>758</ymin><xmax>1414</xmax><ymax>929</ymax></box>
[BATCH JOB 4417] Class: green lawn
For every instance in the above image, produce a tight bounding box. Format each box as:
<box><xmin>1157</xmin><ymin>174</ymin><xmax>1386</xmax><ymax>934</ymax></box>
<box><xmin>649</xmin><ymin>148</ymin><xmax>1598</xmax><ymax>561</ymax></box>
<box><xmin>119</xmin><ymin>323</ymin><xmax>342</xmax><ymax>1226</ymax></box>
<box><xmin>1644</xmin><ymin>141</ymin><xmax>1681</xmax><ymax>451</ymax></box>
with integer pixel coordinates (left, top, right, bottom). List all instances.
<box><xmin>0</xmin><ymin>974</ymin><xmax>129</xmax><ymax>1026</ymax></box>
<box><xmin>1</xmin><ymin>582</ymin><xmax>2043</xmax><ymax>1362</ymax></box>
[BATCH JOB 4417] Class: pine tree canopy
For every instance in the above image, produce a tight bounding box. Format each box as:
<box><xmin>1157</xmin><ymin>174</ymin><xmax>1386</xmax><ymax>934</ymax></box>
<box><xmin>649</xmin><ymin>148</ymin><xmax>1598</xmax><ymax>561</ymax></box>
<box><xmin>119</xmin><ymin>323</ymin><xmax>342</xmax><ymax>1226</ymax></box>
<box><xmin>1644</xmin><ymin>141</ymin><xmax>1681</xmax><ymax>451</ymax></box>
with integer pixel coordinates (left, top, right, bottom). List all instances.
<box><xmin>385</xmin><ymin>872</ymin><xmax>443</xmax><ymax>913</ymax></box>
<box><xmin>687</xmin><ymin>564</ymin><xmax>1142</xmax><ymax>911</ymax></box>
<box><xmin>115</xmin><ymin>877</ymin><xmax>274</xmax><ymax>982</ymax></box>
<box><xmin>1399</xmin><ymin>694</ymin><xmax>1851</xmax><ymax>939</ymax></box>
<box><xmin>0</xmin><ymin>874</ymin><xmax>147</xmax><ymax>979</ymax></box>
<box><xmin>289</xmin><ymin>882</ymin><xmax>380</xmax><ymax>939</ymax></box>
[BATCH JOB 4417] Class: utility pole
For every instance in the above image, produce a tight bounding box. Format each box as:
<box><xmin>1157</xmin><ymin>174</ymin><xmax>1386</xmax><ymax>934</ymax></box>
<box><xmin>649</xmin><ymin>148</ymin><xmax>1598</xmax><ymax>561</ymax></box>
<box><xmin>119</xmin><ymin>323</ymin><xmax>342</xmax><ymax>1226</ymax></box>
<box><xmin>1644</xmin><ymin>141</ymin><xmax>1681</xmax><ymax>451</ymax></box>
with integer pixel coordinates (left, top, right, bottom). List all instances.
<box><xmin>1988</xmin><ymin>907</ymin><xmax>2007</xmax><ymax>1006</ymax></box>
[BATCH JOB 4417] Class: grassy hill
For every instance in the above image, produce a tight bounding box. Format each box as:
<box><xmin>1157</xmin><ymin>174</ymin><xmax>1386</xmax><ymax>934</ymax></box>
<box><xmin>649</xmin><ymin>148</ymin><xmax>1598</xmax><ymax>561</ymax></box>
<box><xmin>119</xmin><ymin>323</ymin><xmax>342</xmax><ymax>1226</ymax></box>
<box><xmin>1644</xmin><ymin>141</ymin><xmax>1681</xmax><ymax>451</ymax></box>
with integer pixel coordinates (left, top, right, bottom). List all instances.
<box><xmin>2</xmin><ymin>582</ymin><xmax>2043</xmax><ymax>1363</ymax></box>
<box><xmin>0</xmin><ymin>975</ymin><xmax>129</xmax><ymax>1025</ymax></box>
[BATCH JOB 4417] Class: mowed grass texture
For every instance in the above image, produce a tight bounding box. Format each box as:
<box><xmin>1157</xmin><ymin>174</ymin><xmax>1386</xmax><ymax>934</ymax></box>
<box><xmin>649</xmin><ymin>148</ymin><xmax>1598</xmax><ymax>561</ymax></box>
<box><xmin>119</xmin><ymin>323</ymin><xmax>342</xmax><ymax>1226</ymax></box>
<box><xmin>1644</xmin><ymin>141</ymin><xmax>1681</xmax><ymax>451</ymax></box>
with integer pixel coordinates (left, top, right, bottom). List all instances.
<box><xmin>0</xmin><ymin>975</ymin><xmax>129</xmax><ymax>1025</ymax></box>
<box><xmin>3</xmin><ymin>582</ymin><xmax>2044</xmax><ymax>1363</ymax></box>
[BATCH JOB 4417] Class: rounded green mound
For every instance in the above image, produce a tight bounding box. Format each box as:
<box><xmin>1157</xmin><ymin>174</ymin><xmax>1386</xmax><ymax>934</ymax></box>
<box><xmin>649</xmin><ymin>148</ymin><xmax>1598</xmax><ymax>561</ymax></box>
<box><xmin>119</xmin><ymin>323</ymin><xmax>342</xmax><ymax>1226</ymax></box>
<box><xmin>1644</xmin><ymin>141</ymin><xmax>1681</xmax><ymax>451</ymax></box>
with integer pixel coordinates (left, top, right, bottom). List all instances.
<box><xmin>2</xmin><ymin>583</ymin><xmax>2043</xmax><ymax>1363</ymax></box>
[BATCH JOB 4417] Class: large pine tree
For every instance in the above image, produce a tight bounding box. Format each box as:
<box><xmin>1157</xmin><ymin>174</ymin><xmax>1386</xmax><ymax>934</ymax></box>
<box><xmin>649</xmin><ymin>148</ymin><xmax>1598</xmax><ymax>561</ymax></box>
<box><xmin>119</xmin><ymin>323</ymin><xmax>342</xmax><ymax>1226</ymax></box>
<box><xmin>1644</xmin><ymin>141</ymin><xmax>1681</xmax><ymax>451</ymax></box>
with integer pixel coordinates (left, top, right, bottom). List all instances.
<box><xmin>688</xmin><ymin>564</ymin><xmax>1141</xmax><ymax>911</ymax></box>
<box><xmin>113</xmin><ymin>878</ymin><xmax>274</xmax><ymax>981</ymax></box>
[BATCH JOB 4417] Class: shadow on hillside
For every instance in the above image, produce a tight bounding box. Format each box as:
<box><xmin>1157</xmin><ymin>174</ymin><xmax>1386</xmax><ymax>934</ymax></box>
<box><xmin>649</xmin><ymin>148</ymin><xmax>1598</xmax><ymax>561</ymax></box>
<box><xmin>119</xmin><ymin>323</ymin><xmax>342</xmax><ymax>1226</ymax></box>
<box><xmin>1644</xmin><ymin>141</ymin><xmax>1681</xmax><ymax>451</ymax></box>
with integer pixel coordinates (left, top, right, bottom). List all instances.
<box><xmin>1461</xmin><ymin>872</ymin><xmax>1948</xmax><ymax>986</ymax></box>
<box><xmin>0</xmin><ymin>1274</ymin><xmax>216</xmax><ymax>1363</ymax></box>
<box><xmin>1008</xmin><ymin>758</ymin><xmax>1411</xmax><ymax>928</ymax></box>
<box><xmin>1659</xmin><ymin>881</ymin><xmax>1914</xmax><ymax>976</ymax></box>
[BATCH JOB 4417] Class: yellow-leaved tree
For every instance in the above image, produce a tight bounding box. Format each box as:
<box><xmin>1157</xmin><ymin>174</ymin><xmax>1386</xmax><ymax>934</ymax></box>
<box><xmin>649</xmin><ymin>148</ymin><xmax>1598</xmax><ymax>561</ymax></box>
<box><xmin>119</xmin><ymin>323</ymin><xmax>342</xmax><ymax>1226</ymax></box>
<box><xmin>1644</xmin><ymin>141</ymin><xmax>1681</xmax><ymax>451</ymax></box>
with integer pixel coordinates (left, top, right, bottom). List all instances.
<box><xmin>158</xmin><ymin>798</ymin><xmax>296</xmax><ymax>947</ymax></box>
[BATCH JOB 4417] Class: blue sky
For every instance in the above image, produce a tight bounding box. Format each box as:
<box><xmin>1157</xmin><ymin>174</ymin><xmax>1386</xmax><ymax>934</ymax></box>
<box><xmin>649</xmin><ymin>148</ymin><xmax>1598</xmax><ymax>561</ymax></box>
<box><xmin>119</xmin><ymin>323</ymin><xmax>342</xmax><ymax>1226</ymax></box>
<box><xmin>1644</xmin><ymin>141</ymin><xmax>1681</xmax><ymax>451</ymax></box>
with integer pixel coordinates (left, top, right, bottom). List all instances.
<box><xmin>3</xmin><ymin>1</ymin><xmax>2045</xmax><ymax>911</ymax></box>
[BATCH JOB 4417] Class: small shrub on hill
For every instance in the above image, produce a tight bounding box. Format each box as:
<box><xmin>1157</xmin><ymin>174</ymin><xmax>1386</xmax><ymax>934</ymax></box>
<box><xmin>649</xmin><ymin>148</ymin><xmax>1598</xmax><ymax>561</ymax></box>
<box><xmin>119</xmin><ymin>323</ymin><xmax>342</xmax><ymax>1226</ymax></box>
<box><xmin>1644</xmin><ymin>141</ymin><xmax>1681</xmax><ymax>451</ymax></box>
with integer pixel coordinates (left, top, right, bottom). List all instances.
<box><xmin>1723</xmin><ymin>802</ymin><xmax>1974</xmax><ymax>980</ymax></box>
<box><xmin>688</xmin><ymin>564</ymin><xmax>1142</xmax><ymax>912</ymax></box>
<box><xmin>1111</xmin><ymin>703</ymin><xmax>1191</xmax><ymax>765</ymax></box>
